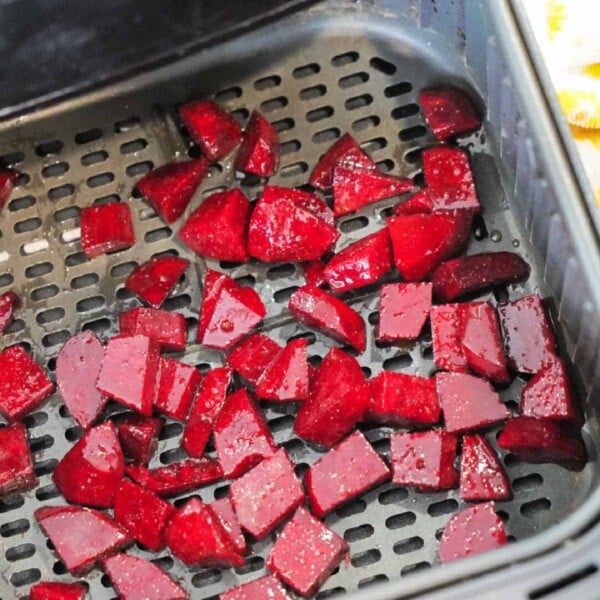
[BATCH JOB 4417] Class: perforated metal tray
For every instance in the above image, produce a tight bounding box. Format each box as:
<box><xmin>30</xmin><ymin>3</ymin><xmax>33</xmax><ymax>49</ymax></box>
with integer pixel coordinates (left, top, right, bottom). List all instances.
<box><xmin>1</xmin><ymin>1</ymin><xmax>600</xmax><ymax>599</ymax></box>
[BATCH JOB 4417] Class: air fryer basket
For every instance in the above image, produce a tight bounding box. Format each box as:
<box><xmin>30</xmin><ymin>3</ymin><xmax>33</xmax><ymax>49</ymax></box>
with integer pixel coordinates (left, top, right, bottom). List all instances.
<box><xmin>1</xmin><ymin>1</ymin><xmax>600</xmax><ymax>599</ymax></box>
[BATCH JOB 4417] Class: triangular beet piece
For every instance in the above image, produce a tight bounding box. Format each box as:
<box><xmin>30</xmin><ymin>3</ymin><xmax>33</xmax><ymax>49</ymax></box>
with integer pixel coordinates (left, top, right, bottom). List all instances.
<box><xmin>35</xmin><ymin>505</ymin><xmax>132</xmax><ymax>575</ymax></box>
<box><xmin>0</xmin><ymin>291</ymin><xmax>20</xmax><ymax>334</ymax></box>
<box><xmin>136</xmin><ymin>159</ymin><xmax>208</xmax><ymax>224</ymax></box>
<box><xmin>394</xmin><ymin>185</ymin><xmax>480</xmax><ymax>215</ymax></box>
<box><xmin>80</xmin><ymin>203</ymin><xmax>135</xmax><ymax>258</ymax></box>
<box><xmin>0</xmin><ymin>424</ymin><xmax>37</xmax><ymax>496</ymax></box>
<box><xmin>179</xmin><ymin>189</ymin><xmax>250</xmax><ymax>261</ymax></box>
<box><xmin>234</xmin><ymin>110</ymin><xmax>280</xmax><ymax>177</ymax></box>
<box><xmin>422</xmin><ymin>146</ymin><xmax>477</xmax><ymax>190</ymax></box>
<box><xmin>430</xmin><ymin>304</ymin><xmax>468</xmax><ymax>373</ymax></box>
<box><xmin>460</xmin><ymin>435</ymin><xmax>511</xmax><ymax>501</ymax></box>
<box><xmin>117</xmin><ymin>414</ymin><xmax>162</xmax><ymax>465</ymax></box>
<box><xmin>30</xmin><ymin>581</ymin><xmax>87</xmax><ymax>600</ymax></box>
<box><xmin>0</xmin><ymin>168</ymin><xmax>19</xmax><ymax>210</ymax></box>
<box><xmin>226</xmin><ymin>333</ymin><xmax>282</xmax><ymax>385</ymax></box>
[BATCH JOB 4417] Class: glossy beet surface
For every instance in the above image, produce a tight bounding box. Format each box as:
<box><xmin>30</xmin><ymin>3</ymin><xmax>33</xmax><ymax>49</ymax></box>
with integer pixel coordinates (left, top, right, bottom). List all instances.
<box><xmin>212</xmin><ymin>497</ymin><xmax>247</xmax><ymax>555</ymax></box>
<box><xmin>394</xmin><ymin>185</ymin><xmax>480</xmax><ymax>215</ymax></box>
<box><xmin>80</xmin><ymin>203</ymin><xmax>135</xmax><ymax>258</ymax></box>
<box><xmin>0</xmin><ymin>290</ymin><xmax>19</xmax><ymax>334</ymax></box>
<box><xmin>0</xmin><ymin>424</ymin><xmax>36</xmax><ymax>496</ymax></box>
<box><xmin>377</xmin><ymin>282</ymin><xmax>432</xmax><ymax>342</ymax></box>
<box><xmin>119</xmin><ymin>307</ymin><xmax>186</xmax><ymax>352</ymax></box>
<box><xmin>117</xmin><ymin>415</ymin><xmax>162</xmax><ymax>465</ymax></box>
<box><xmin>29</xmin><ymin>582</ymin><xmax>86</xmax><ymax>600</ymax></box>
<box><xmin>302</xmin><ymin>259</ymin><xmax>327</xmax><ymax>287</ymax></box>
<box><xmin>154</xmin><ymin>358</ymin><xmax>202</xmax><ymax>421</ymax></box>
<box><xmin>226</xmin><ymin>334</ymin><xmax>281</xmax><ymax>385</ymax></box>
<box><xmin>0</xmin><ymin>168</ymin><xmax>19</xmax><ymax>210</ymax></box>
<box><xmin>422</xmin><ymin>146</ymin><xmax>477</xmax><ymax>191</ymax></box>
<box><xmin>220</xmin><ymin>575</ymin><xmax>291</xmax><ymax>600</ymax></box>
<box><xmin>234</xmin><ymin>110</ymin><xmax>280</xmax><ymax>177</ymax></box>
<box><xmin>430</xmin><ymin>304</ymin><xmax>468</xmax><ymax>373</ymax></box>
<box><xmin>420</xmin><ymin>86</ymin><xmax>480</xmax><ymax>140</ymax></box>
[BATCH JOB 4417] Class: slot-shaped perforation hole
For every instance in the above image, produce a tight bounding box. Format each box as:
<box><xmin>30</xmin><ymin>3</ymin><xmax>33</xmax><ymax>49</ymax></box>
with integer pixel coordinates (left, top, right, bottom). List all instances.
<box><xmin>81</xmin><ymin>150</ymin><xmax>109</xmax><ymax>165</ymax></box>
<box><xmin>42</xmin><ymin>161</ymin><xmax>69</xmax><ymax>178</ymax></box>
<box><xmin>255</xmin><ymin>75</ymin><xmax>281</xmax><ymax>90</ymax></box>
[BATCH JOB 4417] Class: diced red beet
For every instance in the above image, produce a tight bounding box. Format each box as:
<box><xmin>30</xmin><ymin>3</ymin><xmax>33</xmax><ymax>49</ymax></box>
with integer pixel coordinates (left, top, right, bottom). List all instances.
<box><xmin>125</xmin><ymin>458</ymin><xmax>223</xmax><ymax>497</ymax></box>
<box><xmin>80</xmin><ymin>203</ymin><xmax>135</xmax><ymax>258</ymax></box>
<box><xmin>125</xmin><ymin>256</ymin><xmax>190</xmax><ymax>308</ymax></box>
<box><xmin>226</xmin><ymin>334</ymin><xmax>282</xmax><ymax>385</ymax></box>
<box><xmin>439</xmin><ymin>502</ymin><xmax>507</xmax><ymax>563</ymax></box>
<box><xmin>420</xmin><ymin>86</ymin><xmax>480</xmax><ymax>141</ymax></box>
<box><xmin>377</xmin><ymin>282</ymin><xmax>432</xmax><ymax>342</ymax></box>
<box><xmin>294</xmin><ymin>347</ymin><xmax>371</xmax><ymax>448</ymax></box>
<box><xmin>213</xmin><ymin>388</ymin><xmax>276</xmax><ymax>478</ymax></box>
<box><xmin>436</xmin><ymin>372</ymin><xmax>510</xmax><ymax>433</ymax></box>
<box><xmin>0</xmin><ymin>345</ymin><xmax>54</xmax><ymax>422</ymax></box>
<box><xmin>309</xmin><ymin>133</ymin><xmax>375</xmax><ymax>190</ymax></box>
<box><xmin>267</xmin><ymin>506</ymin><xmax>348</xmax><ymax>597</ymax></box>
<box><xmin>394</xmin><ymin>185</ymin><xmax>481</xmax><ymax>215</ymax></box>
<box><xmin>422</xmin><ymin>146</ymin><xmax>477</xmax><ymax>191</ymax></box>
<box><xmin>324</xmin><ymin>228</ymin><xmax>392</xmax><ymax>293</ymax></box>
<box><xmin>0</xmin><ymin>424</ymin><xmax>36</xmax><ymax>496</ymax></box>
<box><xmin>35</xmin><ymin>505</ymin><xmax>132</xmax><ymax>575</ymax></box>
<box><xmin>119</xmin><ymin>307</ymin><xmax>186</xmax><ymax>352</ymax></box>
<box><xmin>113</xmin><ymin>479</ymin><xmax>175</xmax><ymax>551</ymax></box>
<box><xmin>0</xmin><ymin>291</ymin><xmax>20</xmax><ymax>334</ymax></box>
<box><xmin>179</xmin><ymin>99</ymin><xmax>242</xmax><ymax>161</ymax></box>
<box><xmin>497</xmin><ymin>417</ymin><xmax>586</xmax><ymax>465</ymax></box>
<box><xmin>390</xmin><ymin>430</ymin><xmax>458</xmax><ymax>490</ymax></box>
<box><xmin>265</xmin><ymin>186</ymin><xmax>335</xmax><ymax>226</ymax></box>
<box><xmin>56</xmin><ymin>330</ymin><xmax>107</xmax><ymax>430</ymax></box>
<box><xmin>387</xmin><ymin>211</ymin><xmax>472</xmax><ymax>281</ymax></box>
<box><xmin>96</xmin><ymin>335</ymin><xmax>160</xmax><ymax>416</ymax></box>
<box><xmin>234</xmin><ymin>110</ymin><xmax>280</xmax><ymax>177</ymax></box>
<box><xmin>460</xmin><ymin>435</ymin><xmax>511</xmax><ymax>501</ymax></box>
<box><xmin>0</xmin><ymin>168</ymin><xmax>19</xmax><ymax>211</ymax></box>
<box><xmin>198</xmin><ymin>269</ymin><xmax>266</xmax><ymax>350</ymax></box>
<box><xmin>430</xmin><ymin>304</ymin><xmax>468</xmax><ymax>373</ymax></box>
<box><xmin>498</xmin><ymin>294</ymin><xmax>557</xmax><ymax>374</ymax></box>
<box><xmin>231</xmin><ymin>449</ymin><xmax>304</xmax><ymax>538</ymax></box>
<box><xmin>221</xmin><ymin>575</ymin><xmax>291</xmax><ymax>600</ymax></box>
<box><xmin>178</xmin><ymin>189</ymin><xmax>250</xmax><ymax>261</ymax></box>
<box><xmin>136</xmin><ymin>159</ymin><xmax>208</xmax><ymax>224</ymax></box>
<box><xmin>212</xmin><ymin>496</ymin><xmax>247</xmax><ymax>554</ymax></box>
<box><xmin>29</xmin><ymin>581</ymin><xmax>87</xmax><ymax>600</ymax></box>
<box><xmin>288</xmin><ymin>285</ymin><xmax>366</xmax><ymax>353</ymax></box>
<box><xmin>117</xmin><ymin>414</ymin><xmax>162</xmax><ymax>465</ymax></box>
<box><xmin>306</xmin><ymin>430</ymin><xmax>389</xmax><ymax>518</ymax></box>
<box><xmin>165</xmin><ymin>498</ymin><xmax>245</xmax><ymax>567</ymax></box>
<box><xmin>182</xmin><ymin>367</ymin><xmax>231</xmax><ymax>458</ymax></box>
<box><xmin>154</xmin><ymin>358</ymin><xmax>202</xmax><ymax>421</ymax></box>
<box><xmin>369</xmin><ymin>371</ymin><xmax>441</xmax><ymax>427</ymax></box>
<box><xmin>256</xmin><ymin>338</ymin><xmax>309</xmax><ymax>402</ymax></box>
<box><xmin>102</xmin><ymin>553</ymin><xmax>189</xmax><ymax>600</ymax></box>
<box><xmin>53</xmin><ymin>422</ymin><xmax>124</xmax><ymax>508</ymax></box>
<box><xmin>302</xmin><ymin>259</ymin><xmax>326</xmax><ymax>287</ymax></box>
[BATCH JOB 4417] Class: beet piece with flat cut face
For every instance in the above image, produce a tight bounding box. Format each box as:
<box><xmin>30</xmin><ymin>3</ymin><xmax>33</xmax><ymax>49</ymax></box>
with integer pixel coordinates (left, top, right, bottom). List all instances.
<box><xmin>420</xmin><ymin>86</ymin><xmax>480</xmax><ymax>140</ymax></box>
<box><xmin>394</xmin><ymin>185</ymin><xmax>480</xmax><ymax>215</ymax></box>
<box><xmin>126</xmin><ymin>256</ymin><xmax>189</xmax><ymax>308</ymax></box>
<box><xmin>302</xmin><ymin>259</ymin><xmax>327</xmax><ymax>287</ymax></box>
<box><xmin>234</xmin><ymin>110</ymin><xmax>280</xmax><ymax>177</ymax></box>
<box><xmin>154</xmin><ymin>358</ymin><xmax>202</xmax><ymax>421</ymax></box>
<box><xmin>377</xmin><ymin>282</ymin><xmax>432</xmax><ymax>342</ymax></box>
<box><xmin>423</xmin><ymin>146</ymin><xmax>477</xmax><ymax>190</ymax></box>
<box><xmin>0</xmin><ymin>424</ymin><xmax>37</xmax><ymax>497</ymax></box>
<box><xmin>119</xmin><ymin>307</ymin><xmax>187</xmax><ymax>352</ymax></box>
<box><xmin>80</xmin><ymin>203</ymin><xmax>135</xmax><ymax>258</ymax></box>
<box><xmin>430</xmin><ymin>304</ymin><xmax>468</xmax><ymax>374</ymax></box>
<box><xmin>212</xmin><ymin>496</ymin><xmax>247</xmax><ymax>554</ymax></box>
<box><xmin>0</xmin><ymin>168</ymin><xmax>19</xmax><ymax>211</ymax></box>
<box><xmin>226</xmin><ymin>334</ymin><xmax>282</xmax><ymax>385</ymax></box>
<box><xmin>117</xmin><ymin>414</ymin><xmax>162</xmax><ymax>465</ymax></box>
<box><xmin>0</xmin><ymin>291</ymin><xmax>20</xmax><ymax>334</ymax></box>
<box><xmin>221</xmin><ymin>575</ymin><xmax>291</xmax><ymax>600</ymax></box>
<box><xmin>29</xmin><ymin>581</ymin><xmax>87</xmax><ymax>600</ymax></box>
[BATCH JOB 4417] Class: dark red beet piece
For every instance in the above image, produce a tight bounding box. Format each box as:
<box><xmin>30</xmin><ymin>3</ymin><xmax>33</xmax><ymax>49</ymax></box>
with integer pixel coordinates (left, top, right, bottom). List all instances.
<box><xmin>0</xmin><ymin>345</ymin><xmax>54</xmax><ymax>422</ymax></box>
<box><xmin>119</xmin><ymin>307</ymin><xmax>187</xmax><ymax>352</ymax></box>
<box><xmin>212</xmin><ymin>496</ymin><xmax>247</xmax><ymax>554</ymax></box>
<box><xmin>113</xmin><ymin>479</ymin><xmax>175</xmax><ymax>551</ymax></box>
<box><xmin>369</xmin><ymin>371</ymin><xmax>440</xmax><ymax>427</ymax></box>
<box><xmin>0</xmin><ymin>168</ymin><xmax>19</xmax><ymax>211</ymax></box>
<box><xmin>460</xmin><ymin>435</ymin><xmax>511</xmax><ymax>501</ymax></box>
<box><xmin>288</xmin><ymin>285</ymin><xmax>366</xmax><ymax>353</ymax></box>
<box><xmin>96</xmin><ymin>335</ymin><xmax>160</xmax><ymax>416</ymax></box>
<box><xmin>221</xmin><ymin>575</ymin><xmax>291</xmax><ymax>600</ymax></box>
<box><xmin>102</xmin><ymin>553</ymin><xmax>189</xmax><ymax>600</ymax></box>
<box><xmin>265</xmin><ymin>185</ymin><xmax>335</xmax><ymax>226</ymax></box>
<box><xmin>390</xmin><ymin>430</ymin><xmax>458</xmax><ymax>490</ymax></box>
<box><xmin>117</xmin><ymin>415</ymin><xmax>162</xmax><ymax>465</ymax></box>
<box><xmin>0</xmin><ymin>291</ymin><xmax>20</xmax><ymax>334</ymax></box>
<box><xmin>430</xmin><ymin>304</ymin><xmax>468</xmax><ymax>373</ymax></box>
<box><xmin>439</xmin><ymin>502</ymin><xmax>507</xmax><ymax>563</ymax></box>
<box><xmin>294</xmin><ymin>347</ymin><xmax>371</xmax><ymax>448</ymax></box>
<box><xmin>125</xmin><ymin>256</ymin><xmax>189</xmax><ymax>308</ymax></box>
<box><xmin>323</xmin><ymin>228</ymin><xmax>392</xmax><ymax>293</ymax></box>
<box><xmin>234</xmin><ymin>110</ymin><xmax>280</xmax><ymax>177</ymax></box>
<box><xmin>423</xmin><ymin>146</ymin><xmax>477</xmax><ymax>190</ymax></box>
<box><xmin>436</xmin><ymin>372</ymin><xmax>509</xmax><ymax>433</ymax></box>
<box><xmin>56</xmin><ymin>330</ymin><xmax>107</xmax><ymax>429</ymax></box>
<box><xmin>178</xmin><ymin>189</ymin><xmax>250</xmax><ymax>261</ymax></box>
<box><xmin>30</xmin><ymin>581</ymin><xmax>87</xmax><ymax>600</ymax></box>
<box><xmin>420</xmin><ymin>86</ymin><xmax>480</xmax><ymax>141</ymax></box>
<box><xmin>226</xmin><ymin>334</ymin><xmax>281</xmax><ymax>385</ymax></box>
<box><xmin>213</xmin><ymin>388</ymin><xmax>276</xmax><ymax>478</ymax></box>
<box><xmin>154</xmin><ymin>358</ymin><xmax>202</xmax><ymax>421</ymax></box>
<box><xmin>136</xmin><ymin>159</ymin><xmax>208</xmax><ymax>224</ymax></box>
<box><xmin>179</xmin><ymin>99</ymin><xmax>242</xmax><ymax>161</ymax></box>
<box><xmin>165</xmin><ymin>497</ymin><xmax>245</xmax><ymax>567</ymax></box>
<box><xmin>231</xmin><ymin>449</ymin><xmax>304</xmax><ymax>538</ymax></box>
<box><xmin>377</xmin><ymin>282</ymin><xmax>432</xmax><ymax>342</ymax></box>
<box><xmin>53</xmin><ymin>422</ymin><xmax>124</xmax><ymax>508</ymax></box>
<box><xmin>394</xmin><ymin>185</ymin><xmax>480</xmax><ymax>215</ymax></box>
<box><xmin>498</xmin><ymin>294</ymin><xmax>557</xmax><ymax>374</ymax></box>
<box><xmin>0</xmin><ymin>424</ymin><xmax>36</xmax><ymax>496</ymax></box>
<box><xmin>306</xmin><ymin>430</ymin><xmax>389</xmax><ymax>518</ymax></box>
<box><xmin>35</xmin><ymin>505</ymin><xmax>132</xmax><ymax>575</ymax></box>
<box><xmin>267</xmin><ymin>506</ymin><xmax>348</xmax><ymax>597</ymax></box>
<box><xmin>80</xmin><ymin>203</ymin><xmax>135</xmax><ymax>258</ymax></box>
<box><xmin>302</xmin><ymin>259</ymin><xmax>326</xmax><ymax>287</ymax></box>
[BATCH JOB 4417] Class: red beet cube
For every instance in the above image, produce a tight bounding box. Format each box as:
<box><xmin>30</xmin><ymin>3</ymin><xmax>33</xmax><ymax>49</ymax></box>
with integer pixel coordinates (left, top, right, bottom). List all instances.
<box><xmin>113</xmin><ymin>479</ymin><xmax>175</xmax><ymax>551</ymax></box>
<box><xmin>0</xmin><ymin>290</ymin><xmax>20</xmax><ymax>334</ymax></box>
<box><xmin>234</xmin><ymin>110</ymin><xmax>280</xmax><ymax>177</ymax></box>
<box><xmin>154</xmin><ymin>357</ymin><xmax>202</xmax><ymax>421</ymax></box>
<box><xmin>369</xmin><ymin>371</ymin><xmax>441</xmax><ymax>427</ymax></box>
<box><xmin>35</xmin><ymin>505</ymin><xmax>132</xmax><ymax>575</ymax></box>
<box><xmin>267</xmin><ymin>506</ymin><xmax>348</xmax><ymax>596</ymax></box>
<box><xmin>212</xmin><ymin>496</ymin><xmax>247</xmax><ymax>554</ymax></box>
<box><xmin>179</xmin><ymin>99</ymin><xmax>242</xmax><ymax>161</ymax></box>
<box><xmin>119</xmin><ymin>307</ymin><xmax>186</xmax><ymax>352</ymax></box>
<box><xmin>420</xmin><ymin>86</ymin><xmax>480</xmax><ymax>141</ymax></box>
<box><xmin>288</xmin><ymin>285</ymin><xmax>366</xmax><ymax>353</ymax></box>
<box><xmin>377</xmin><ymin>282</ymin><xmax>432</xmax><ymax>342</ymax></box>
<box><xmin>125</xmin><ymin>256</ymin><xmax>189</xmax><ymax>308</ymax></box>
<box><xmin>226</xmin><ymin>334</ymin><xmax>282</xmax><ymax>385</ymax></box>
<box><xmin>30</xmin><ymin>581</ymin><xmax>87</xmax><ymax>600</ymax></box>
<box><xmin>430</xmin><ymin>304</ymin><xmax>468</xmax><ymax>373</ymax></box>
<box><xmin>213</xmin><ymin>389</ymin><xmax>276</xmax><ymax>478</ymax></box>
<box><xmin>460</xmin><ymin>435</ymin><xmax>511</xmax><ymax>501</ymax></box>
<box><xmin>221</xmin><ymin>575</ymin><xmax>291</xmax><ymax>600</ymax></box>
<box><xmin>394</xmin><ymin>185</ymin><xmax>480</xmax><ymax>215</ymax></box>
<box><xmin>0</xmin><ymin>168</ymin><xmax>19</xmax><ymax>211</ymax></box>
<box><xmin>302</xmin><ymin>259</ymin><xmax>326</xmax><ymax>287</ymax></box>
<box><xmin>436</xmin><ymin>372</ymin><xmax>509</xmax><ymax>433</ymax></box>
<box><xmin>0</xmin><ymin>345</ymin><xmax>53</xmax><ymax>422</ymax></box>
<box><xmin>231</xmin><ymin>449</ymin><xmax>304</xmax><ymax>538</ymax></box>
<box><xmin>439</xmin><ymin>502</ymin><xmax>507</xmax><ymax>563</ymax></box>
<box><xmin>323</xmin><ymin>228</ymin><xmax>392</xmax><ymax>293</ymax></box>
<box><xmin>498</xmin><ymin>294</ymin><xmax>557</xmax><ymax>374</ymax></box>
<box><xmin>53</xmin><ymin>422</ymin><xmax>124</xmax><ymax>508</ymax></box>
<box><xmin>166</xmin><ymin>497</ymin><xmax>245</xmax><ymax>567</ymax></box>
<box><xmin>294</xmin><ymin>347</ymin><xmax>371</xmax><ymax>448</ymax></box>
<box><xmin>80</xmin><ymin>203</ymin><xmax>135</xmax><ymax>258</ymax></box>
<box><xmin>136</xmin><ymin>159</ymin><xmax>208</xmax><ymax>224</ymax></box>
<box><xmin>390</xmin><ymin>430</ymin><xmax>458</xmax><ymax>490</ymax></box>
<box><xmin>96</xmin><ymin>335</ymin><xmax>160</xmax><ymax>415</ymax></box>
<box><xmin>179</xmin><ymin>189</ymin><xmax>250</xmax><ymax>261</ymax></box>
<box><xmin>117</xmin><ymin>414</ymin><xmax>162</xmax><ymax>465</ymax></box>
<box><xmin>423</xmin><ymin>146</ymin><xmax>477</xmax><ymax>190</ymax></box>
<box><xmin>0</xmin><ymin>424</ymin><xmax>36</xmax><ymax>496</ymax></box>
